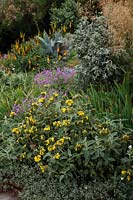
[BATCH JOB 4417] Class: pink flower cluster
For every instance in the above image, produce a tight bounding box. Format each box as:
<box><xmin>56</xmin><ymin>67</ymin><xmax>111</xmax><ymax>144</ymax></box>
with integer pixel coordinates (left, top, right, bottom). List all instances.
<box><xmin>34</xmin><ymin>67</ymin><xmax>76</xmax><ymax>85</ymax></box>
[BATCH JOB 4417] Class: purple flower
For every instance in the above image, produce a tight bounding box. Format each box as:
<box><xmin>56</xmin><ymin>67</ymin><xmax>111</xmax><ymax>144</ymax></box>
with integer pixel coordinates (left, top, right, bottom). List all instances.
<box><xmin>34</xmin><ymin>67</ymin><xmax>76</xmax><ymax>86</ymax></box>
<box><xmin>12</xmin><ymin>103</ymin><xmax>23</xmax><ymax>114</ymax></box>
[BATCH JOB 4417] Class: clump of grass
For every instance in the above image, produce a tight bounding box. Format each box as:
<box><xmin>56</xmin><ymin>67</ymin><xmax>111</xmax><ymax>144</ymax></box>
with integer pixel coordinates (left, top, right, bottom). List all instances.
<box><xmin>87</xmin><ymin>75</ymin><xmax>132</xmax><ymax>127</ymax></box>
<box><xmin>100</xmin><ymin>0</ymin><xmax>133</xmax><ymax>53</ymax></box>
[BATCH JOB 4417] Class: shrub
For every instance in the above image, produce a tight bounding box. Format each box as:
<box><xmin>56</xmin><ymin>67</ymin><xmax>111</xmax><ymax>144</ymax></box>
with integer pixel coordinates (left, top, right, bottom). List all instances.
<box><xmin>16</xmin><ymin>175</ymin><xmax>133</xmax><ymax>200</ymax></box>
<box><xmin>10</xmin><ymin>90</ymin><xmax>132</xmax><ymax>181</ymax></box>
<box><xmin>50</xmin><ymin>0</ymin><xmax>81</xmax><ymax>31</ymax></box>
<box><xmin>73</xmin><ymin>16</ymin><xmax>117</xmax><ymax>89</ymax></box>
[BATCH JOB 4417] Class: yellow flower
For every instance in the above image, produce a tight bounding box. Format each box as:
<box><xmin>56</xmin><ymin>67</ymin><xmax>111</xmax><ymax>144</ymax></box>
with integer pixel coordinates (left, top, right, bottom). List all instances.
<box><xmin>38</xmin><ymin>163</ymin><xmax>48</xmax><ymax>173</ymax></box>
<box><xmin>49</xmin><ymin>29</ymin><xmax>52</xmax><ymax>36</ymax></box>
<box><xmin>77</xmin><ymin>111</ymin><xmax>85</xmax><ymax>117</ymax></box>
<box><xmin>65</xmin><ymin>99</ymin><xmax>73</xmax><ymax>106</ymax></box>
<box><xmin>62</xmin><ymin>119</ymin><xmax>71</xmax><ymax>126</ymax></box>
<box><xmin>45</xmin><ymin>139</ymin><xmax>50</xmax><ymax>146</ymax></box>
<box><xmin>44</xmin><ymin>125</ymin><xmax>51</xmax><ymax>131</ymax></box>
<box><xmin>20</xmin><ymin>152</ymin><xmax>26</xmax><ymax>159</ymax></box>
<box><xmin>57</xmin><ymin>47</ymin><xmax>60</xmax><ymax>53</ymax></box>
<box><xmin>22</xmin><ymin>48</ymin><xmax>25</xmax><ymax>56</ymax></box>
<box><xmin>122</xmin><ymin>134</ymin><xmax>130</xmax><ymax>141</ymax></box>
<box><xmin>53</xmin><ymin>153</ymin><xmax>61</xmax><ymax>159</ymax></box>
<box><xmin>24</xmin><ymin>129</ymin><xmax>29</xmax><ymax>133</ymax></box>
<box><xmin>58</xmin><ymin>54</ymin><xmax>62</xmax><ymax>61</ymax></box>
<box><xmin>22</xmin><ymin>124</ymin><xmax>26</xmax><ymax>129</ymax></box>
<box><xmin>28</xmin><ymin>59</ymin><xmax>31</xmax><ymax>65</ymax></box>
<box><xmin>12</xmin><ymin>128</ymin><xmax>20</xmax><ymax>134</ymax></box>
<box><xmin>63</xmin><ymin>50</ymin><xmax>67</xmax><ymax>57</ymax></box>
<box><xmin>74</xmin><ymin>143</ymin><xmax>82</xmax><ymax>151</ymax></box>
<box><xmin>41</xmin><ymin>91</ymin><xmax>46</xmax><ymax>96</ymax></box>
<box><xmin>29</xmin><ymin>126</ymin><xmax>37</xmax><ymax>134</ymax></box>
<box><xmin>31</xmin><ymin>102</ymin><xmax>39</xmax><ymax>107</ymax></box>
<box><xmin>77</xmin><ymin>120</ymin><xmax>84</xmax><ymax>125</ymax></box>
<box><xmin>17</xmin><ymin>48</ymin><xmax>20</xmax><ymax>55</ymax></box>
<box><xmin>28</xmin><ymin>116</ymin><xmax>36</xmax><ymax>125</ymax></box>
<box><xmin>40</xmin><ymin>135</ymin><xmax>44</xmax><ymax>140</ymax></box>
<box><xmin>53</xmin><ymin>121</ymin><xmax>61</xmax><ymax>127</ymax></box>
<box><xmin>82</xmin><ymin>129</ymin><xmax>87</xmax><ymax>134</ymax></box>
<box><xmin>15</xmin><ymin>40</ymin><xmax>19</xmax><ymax>50</ymax></box>
<box><xmin>10</xmin><ymin>111</ymin><xmax>16</xmax><ymax>117</ymax></box>
<box><xmin>13</xmin><ymin>55</ymin><xmax>17</xmax><ymax>60</ymax></box>
<box><xmin>53</xmin><ymin>92</ymin><xmax>58</xmax><ymax>97</ymax></box>
<box><xmin>39</xmin><ymin>147</ymin><xmax>45</xmax><ymax>156</ymax></box>
<box><xmin>56</xmin><ymin>138</ymin><xmax>64</xmax><ymax>146</ymax></box>
<box><xmin>48</xmin><ymin>145</ymin><xmax>56</xmax><ymax>151</ymax></box>
<box><xmin>62</xmin><ymin>25</ymin><xmax>67</xmax><ymax>33</ymax></box>
<box><xmin>61</xmin><ymin>107</ymin><xmax>67</xmax><ymax>113</ymax></box>
<box><xmin>99</xmin><ymin>128</ymin><xmax>109</xmax><ymax>135</ymax></box>
<box><xmin>127</xmin><ymin>176</ymin><xmax>131</xmax><ymax>181</ymax></box>
<box><xmin>49</xmin><ymin>96</ymin><xmax>54</xmax><ymax>101</ymax></box>
<box><xmin>121</xmin><ymin>170</ymin><xmax>127</xmax><ymax>175</ymax></box>
<box><xmin>38</xmin><ymin>98</ymin><xmax>45</xmax><ymax>103</ymax></box>
<box><xmin>127</xmin><ymin>170</ymin><xmax>131</xmax><ymax>175</ymax></box>
<box><xmin>64</xmin><ymin>136</ymin><xmax>71</xmax><ymax>141</ymax></box>
<box><xmin>50</xmin><ymin>137</ymin><xmax>55</xmax><ymax>142</ymax></box>
<box><xmin>34</xmin><ymin>155</ymin><xmax>41</xmax><ymax>162</ymax></box>
<box><xmin>85</xmin><ymin>116</ymin><xmax>89</xmax><ymax>120</ymax></box>
<box><xmin>47</xmin><ymin>56</ymin><xmax>50</xmax><ymax>63</ymax></box>
<box><xmin>25</xmin><ymin>116</ymin><xmax>36</xmax><ymax>125</ymax></box>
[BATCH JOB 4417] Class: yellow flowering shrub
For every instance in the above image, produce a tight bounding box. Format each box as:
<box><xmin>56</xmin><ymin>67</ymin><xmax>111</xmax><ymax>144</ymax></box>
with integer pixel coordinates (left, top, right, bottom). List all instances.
<box><xmin>11</xmin><ymin>91</ymin><xmax>133</xmax><ymax>180</ymax></box>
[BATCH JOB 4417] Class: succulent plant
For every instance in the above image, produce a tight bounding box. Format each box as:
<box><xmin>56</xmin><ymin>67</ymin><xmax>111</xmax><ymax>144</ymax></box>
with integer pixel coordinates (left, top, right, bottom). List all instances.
<box><xmin>36</xmin><ymin>30</ymin><xmax>66</xmax><ymax>58</ymax></box>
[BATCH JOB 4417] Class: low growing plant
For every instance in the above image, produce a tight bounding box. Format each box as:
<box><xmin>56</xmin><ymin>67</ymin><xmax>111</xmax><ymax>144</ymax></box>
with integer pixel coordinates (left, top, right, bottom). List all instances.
<box><xmin>34</xmin><ymin>67</ymin><xmax>76</xmax><ymax>90</ymax></box>
<box><xmin>10</xmin><ymin>91</ymin><xmax>132</xmax><ymax>181</ymax></box>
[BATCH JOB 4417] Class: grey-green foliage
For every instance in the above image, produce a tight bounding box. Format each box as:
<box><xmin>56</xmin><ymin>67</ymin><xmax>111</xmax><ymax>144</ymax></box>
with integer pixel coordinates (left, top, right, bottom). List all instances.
<box><xmin>1</xmin><ymin>163</ymin><xmax>132</xmax><ymax>200</ymax></box>
<box><xmin>36</xmin><ymin>30</ymin><xmax>68</xmax><ymax>57</ymax></box>
<box><xmin>50</xmin><ymin>0</ymin><xmax>81</xmax><ymax>30</ymax></box>
<box><xmin>74</xmin><ymin>16</ymin><xmax>117</xmax><ymax>88</ymax></box>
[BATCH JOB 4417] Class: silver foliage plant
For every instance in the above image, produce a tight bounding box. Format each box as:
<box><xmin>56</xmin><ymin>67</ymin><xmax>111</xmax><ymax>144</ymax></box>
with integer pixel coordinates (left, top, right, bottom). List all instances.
<box><xmin>73</xmin><ymin>16</ymin><xmax>117</xmax><ymax>88</ymax></box>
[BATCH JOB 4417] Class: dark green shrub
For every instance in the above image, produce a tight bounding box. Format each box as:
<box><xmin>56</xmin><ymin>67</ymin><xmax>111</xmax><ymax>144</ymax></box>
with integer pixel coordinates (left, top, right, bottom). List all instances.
<box><xmin>73</xmin><ymin>16</ymin><xmax>117</xmax><ymax>89</ymax></box>
<box><xmin>50</xmin><ymin>0</ymin><xmax>81</xmax><ymax>31</ymax></box>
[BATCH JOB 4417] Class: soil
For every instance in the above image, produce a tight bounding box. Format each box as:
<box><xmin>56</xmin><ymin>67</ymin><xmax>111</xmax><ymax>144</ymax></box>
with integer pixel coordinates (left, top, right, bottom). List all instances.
<box><xmin>0</xmin><ymin>193</ymin><xmax>18</xmax><ymax>200</ymax></box>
